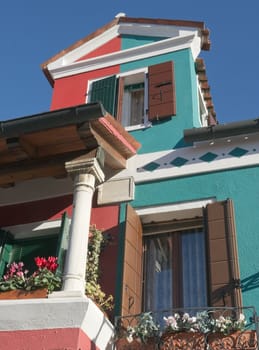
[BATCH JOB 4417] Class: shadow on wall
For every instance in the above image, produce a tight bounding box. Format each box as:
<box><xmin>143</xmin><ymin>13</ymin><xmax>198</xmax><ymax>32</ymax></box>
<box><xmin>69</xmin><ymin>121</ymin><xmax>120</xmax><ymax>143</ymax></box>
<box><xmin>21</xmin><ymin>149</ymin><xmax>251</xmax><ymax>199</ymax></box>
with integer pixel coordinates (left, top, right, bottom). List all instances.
<box><xmin>241</xmin><ymin>272</ymin><xmax>259</xmax><ymax>293</ymax></box>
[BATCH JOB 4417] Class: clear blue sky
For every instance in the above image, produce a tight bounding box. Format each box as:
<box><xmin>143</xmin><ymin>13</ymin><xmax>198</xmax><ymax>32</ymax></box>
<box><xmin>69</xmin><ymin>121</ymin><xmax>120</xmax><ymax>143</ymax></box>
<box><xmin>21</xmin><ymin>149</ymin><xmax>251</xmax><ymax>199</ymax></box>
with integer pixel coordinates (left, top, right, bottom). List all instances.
<box><xmin>0</xmin><ymin>1</ymin><xmax>258</xmax><ymax>124</ymax></box>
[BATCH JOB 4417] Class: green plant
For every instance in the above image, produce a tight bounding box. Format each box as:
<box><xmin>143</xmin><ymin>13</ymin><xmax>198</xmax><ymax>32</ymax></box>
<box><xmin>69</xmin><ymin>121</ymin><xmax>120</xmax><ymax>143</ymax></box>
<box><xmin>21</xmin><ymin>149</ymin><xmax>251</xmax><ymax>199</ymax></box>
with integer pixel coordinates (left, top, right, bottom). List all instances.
<box><xmin>85</xmin><ymin>226</ymin><xmax>114</xmax><ymax>312</ymax></box>
<box><xmin>126</xmin><ymin>312</ymin><xmax>160</xmax><ymax>343</ymax></box>
<box><xmin>0</xmin><ymin>257</ymin><xmax>61</xmax><ymax>293</ymax></box>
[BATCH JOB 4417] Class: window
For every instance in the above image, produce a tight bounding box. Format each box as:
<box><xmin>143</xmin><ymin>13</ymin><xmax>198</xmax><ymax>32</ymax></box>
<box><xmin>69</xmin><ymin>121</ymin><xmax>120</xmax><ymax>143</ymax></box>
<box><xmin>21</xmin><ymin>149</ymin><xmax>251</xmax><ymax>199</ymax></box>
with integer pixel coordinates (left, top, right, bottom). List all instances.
<box><xmin>88</xmin><ymin>61</ymin><xmax>176</xmax><ymax>128</ymax></box>
<box><xmin>120</xmin><ymin>200</ymin><xmax>242</xmax><ymax>317</ymax></box>
<box><xmin>143</xmin><ymin>228</ymin><xmax>207</xmax><ymax>313</ymax></box>
<box><xmin>0</xmin><ymin>213</ymin><xmax>70</xmax><ymax>277</ymax></box>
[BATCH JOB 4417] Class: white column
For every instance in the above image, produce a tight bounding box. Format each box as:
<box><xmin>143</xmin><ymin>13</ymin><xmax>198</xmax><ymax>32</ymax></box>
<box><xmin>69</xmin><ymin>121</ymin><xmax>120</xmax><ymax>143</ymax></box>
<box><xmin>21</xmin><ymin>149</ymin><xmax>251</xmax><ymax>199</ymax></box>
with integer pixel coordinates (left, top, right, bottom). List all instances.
<box><xmin>61</xmin><ymin>156</ymin><xmax>104</xmax><ymax>296</ymax></box>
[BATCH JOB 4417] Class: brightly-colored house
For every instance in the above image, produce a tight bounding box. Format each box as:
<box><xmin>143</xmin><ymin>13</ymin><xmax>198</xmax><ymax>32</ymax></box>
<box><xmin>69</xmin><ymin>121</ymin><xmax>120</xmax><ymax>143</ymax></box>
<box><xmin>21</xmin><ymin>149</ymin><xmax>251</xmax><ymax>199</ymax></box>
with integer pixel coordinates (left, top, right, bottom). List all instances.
<box><xmin>0</xmin><ymin>14</ymin><xmax>258</xmax><ymax>349</ymax></box>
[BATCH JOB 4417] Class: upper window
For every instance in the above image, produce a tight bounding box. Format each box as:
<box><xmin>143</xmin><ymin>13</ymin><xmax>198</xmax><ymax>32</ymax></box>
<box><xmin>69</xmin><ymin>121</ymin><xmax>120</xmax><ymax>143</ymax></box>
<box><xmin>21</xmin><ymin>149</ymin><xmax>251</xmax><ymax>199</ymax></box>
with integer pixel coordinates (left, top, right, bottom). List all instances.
<box><xmin>87</xmin><ymin>61</ymin><xmax>176</xmax><ymax>129</ymax></box>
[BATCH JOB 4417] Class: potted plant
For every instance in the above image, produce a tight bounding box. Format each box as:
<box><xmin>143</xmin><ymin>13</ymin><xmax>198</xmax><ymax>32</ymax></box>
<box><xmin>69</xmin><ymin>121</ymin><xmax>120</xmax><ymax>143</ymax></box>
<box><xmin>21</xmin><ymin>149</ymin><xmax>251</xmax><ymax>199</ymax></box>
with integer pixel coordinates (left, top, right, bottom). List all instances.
<box><xmin>116</xmin><ymin>312</ymin><xmax>160</xmax><ymax>350</ymax></box>
<box><xmin>161</xmin><ymin>311</ymin><xmax>257</xmax><ymax>350</ymax></box>
<box><xmin>0</xmin><ymin>256</ymin><xmax>61</xmax><ymax>299</ymax></box>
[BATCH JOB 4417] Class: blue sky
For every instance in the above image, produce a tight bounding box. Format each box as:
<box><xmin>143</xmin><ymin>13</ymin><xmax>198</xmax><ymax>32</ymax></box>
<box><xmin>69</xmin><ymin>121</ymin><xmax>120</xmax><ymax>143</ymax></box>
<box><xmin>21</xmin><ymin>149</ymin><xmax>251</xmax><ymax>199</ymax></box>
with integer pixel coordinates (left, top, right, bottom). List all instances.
<box><xmin>0</xmin><ymin>1</ymin><xmax>258</xmax><ymax>124</ymax></box>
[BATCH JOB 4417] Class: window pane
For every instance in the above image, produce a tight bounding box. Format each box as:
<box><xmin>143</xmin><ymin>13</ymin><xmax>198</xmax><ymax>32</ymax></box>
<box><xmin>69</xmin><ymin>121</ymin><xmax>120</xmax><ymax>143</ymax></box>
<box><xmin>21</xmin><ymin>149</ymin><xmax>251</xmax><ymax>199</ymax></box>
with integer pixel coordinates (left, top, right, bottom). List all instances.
<box><xmin>182</xmin><ymin>230</ymin><xmax>207</xmax><ymax>308</ymax></box>
<box><xmin>143</xmin><ymin>228</ymin><xmax>207</xmax><ymax>312</ymax></box>
<box><xmin>144</xmin><ymin>234</ymin><xmax>173</xmax><ymax>312</ymax></box>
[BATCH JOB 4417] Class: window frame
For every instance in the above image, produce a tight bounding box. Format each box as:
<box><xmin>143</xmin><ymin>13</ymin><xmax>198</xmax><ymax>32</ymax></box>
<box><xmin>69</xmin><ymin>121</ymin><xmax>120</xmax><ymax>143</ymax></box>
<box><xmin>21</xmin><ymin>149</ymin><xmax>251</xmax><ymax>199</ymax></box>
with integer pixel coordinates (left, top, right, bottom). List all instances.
<box><xmin>87</xmin><ymin>67</ymin><xmax>150</xmax><ymax>131</ymax></box>
<box><xmin>142</xmin><ymin>219</ymin><xmax>207</xmax><ymax>311</ymax></box>
<box><xmin>87</xmin><ymin>60</ymin><xmax>177</xmax><ymax>130</ymax></box>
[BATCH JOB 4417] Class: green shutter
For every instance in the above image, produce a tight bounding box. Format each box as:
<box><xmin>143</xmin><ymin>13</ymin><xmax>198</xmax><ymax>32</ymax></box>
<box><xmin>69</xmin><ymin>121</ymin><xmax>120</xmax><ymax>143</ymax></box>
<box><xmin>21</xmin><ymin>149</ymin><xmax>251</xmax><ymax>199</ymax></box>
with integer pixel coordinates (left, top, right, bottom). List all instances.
<box><xmin>56</xmin><ymin>212</ymin><xmax>71</xmax><ymax>277</ymax></box>
<box><xmin>90</xmin><ymin>75</ymin><xmax>117</xmax><ymax>115</ymax></box>
<box><xmin>0</xmin><ymin>230</ymin><xmax>13</xmax><ymax>277</ymax></box>
<box><xmin>11</xmin><ymin>237</ymin><xmax>58</xmax><ymax>274</ymax></box>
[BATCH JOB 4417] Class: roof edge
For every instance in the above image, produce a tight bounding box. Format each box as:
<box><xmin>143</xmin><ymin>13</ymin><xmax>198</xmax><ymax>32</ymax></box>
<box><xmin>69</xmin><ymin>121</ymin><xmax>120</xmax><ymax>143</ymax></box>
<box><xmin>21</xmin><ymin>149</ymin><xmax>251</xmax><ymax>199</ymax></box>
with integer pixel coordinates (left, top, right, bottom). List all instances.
<box><xmin>184</xmin><ymin>118</ymin><xmax>259</xmax><ymax>143</ymax></box>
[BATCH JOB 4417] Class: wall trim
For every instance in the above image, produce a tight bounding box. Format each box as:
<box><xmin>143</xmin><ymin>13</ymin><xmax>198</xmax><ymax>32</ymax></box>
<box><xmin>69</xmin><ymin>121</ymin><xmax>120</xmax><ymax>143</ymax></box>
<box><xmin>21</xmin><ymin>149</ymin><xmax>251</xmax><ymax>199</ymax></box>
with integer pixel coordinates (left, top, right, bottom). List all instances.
<box><xmin>48</xmin><ymin>34</ymin><xmax>198</xmax><ymax>80</ymax></box>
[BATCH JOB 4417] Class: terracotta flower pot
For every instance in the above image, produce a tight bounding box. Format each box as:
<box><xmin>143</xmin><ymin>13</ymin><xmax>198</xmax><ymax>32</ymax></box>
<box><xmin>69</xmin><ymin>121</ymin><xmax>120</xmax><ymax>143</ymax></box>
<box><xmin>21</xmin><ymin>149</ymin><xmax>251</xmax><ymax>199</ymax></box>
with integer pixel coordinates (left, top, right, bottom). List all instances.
<box><xmin>207</xmin><ymin>330</ymin><xmax>257</xmax><ymax>350</ymax></box>
<box><xmin>0</xmin><ymin>288</ymin><xmax>48</xmax><ymax>300</ymax></box>
<box><xmin>161</xmin><ymin>332</ymin><xmax>205</xmax><ymax>350</ymax></box>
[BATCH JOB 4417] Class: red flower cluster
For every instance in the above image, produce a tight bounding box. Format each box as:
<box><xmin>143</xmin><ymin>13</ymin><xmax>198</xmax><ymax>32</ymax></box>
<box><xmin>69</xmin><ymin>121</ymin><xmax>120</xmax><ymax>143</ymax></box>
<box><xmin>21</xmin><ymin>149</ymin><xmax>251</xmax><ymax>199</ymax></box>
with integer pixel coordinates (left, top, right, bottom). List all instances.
<box><xmin>34</xmin><ymin>256</ymin><xmax>59</xmax><ymax>272</ymax></box>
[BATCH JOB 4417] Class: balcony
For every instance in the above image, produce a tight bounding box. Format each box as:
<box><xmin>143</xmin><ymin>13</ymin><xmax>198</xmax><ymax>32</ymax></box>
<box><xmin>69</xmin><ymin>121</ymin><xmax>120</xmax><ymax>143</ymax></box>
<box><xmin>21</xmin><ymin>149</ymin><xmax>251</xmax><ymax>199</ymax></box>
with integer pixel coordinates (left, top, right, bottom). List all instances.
<box><xmin>115</xmin><ymin>307</ymin><xmax>258</xmax><ymax>350</ymax></box>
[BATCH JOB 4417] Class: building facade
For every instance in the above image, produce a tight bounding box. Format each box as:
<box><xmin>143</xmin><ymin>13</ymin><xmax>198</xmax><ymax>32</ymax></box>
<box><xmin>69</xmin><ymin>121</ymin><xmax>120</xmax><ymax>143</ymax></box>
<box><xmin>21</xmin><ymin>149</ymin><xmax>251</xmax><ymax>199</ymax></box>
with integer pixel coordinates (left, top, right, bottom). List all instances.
<box><xmin>0</xmin><ymin>14</ymin><xmax>258</xmax><ymax>349</ymax></box>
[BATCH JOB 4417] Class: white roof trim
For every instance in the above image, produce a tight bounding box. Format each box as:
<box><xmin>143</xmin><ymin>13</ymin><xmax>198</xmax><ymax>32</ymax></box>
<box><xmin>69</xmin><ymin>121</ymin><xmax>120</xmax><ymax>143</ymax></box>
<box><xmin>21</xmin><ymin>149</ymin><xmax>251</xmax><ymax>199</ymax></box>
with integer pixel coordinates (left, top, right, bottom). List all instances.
<box><xmin>48</xmin><ymin>22</ymin><xmax>202</xmax><ymax>70</ymax></box>
<box><xmin>48</xmin><ymin>33</ymin><xmax>199</xmax><ymax>80</ymax></box>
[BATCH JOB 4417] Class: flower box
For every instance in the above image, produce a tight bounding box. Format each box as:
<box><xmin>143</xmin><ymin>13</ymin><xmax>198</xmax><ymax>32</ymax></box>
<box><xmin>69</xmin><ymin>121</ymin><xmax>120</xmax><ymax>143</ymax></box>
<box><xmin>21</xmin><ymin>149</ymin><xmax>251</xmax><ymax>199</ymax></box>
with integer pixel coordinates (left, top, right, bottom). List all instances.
<box><xmin>207</xmin><ymin>330</ymin><xmax>257</xmax><ymax>350</ymax></box>
<box><xmin>0</xmin><ymin>288</ymin><xmax>48</xmax><ymax>300</ymax></box>
<box><xmin>161</xmin><ymin>331</ymin><xmax>205</xmax><ymax>350</ymax></box>
<box><xmin>115</xmin><ymin>338</ymin><xmax>157</xmax><ymax>350</ymax></box>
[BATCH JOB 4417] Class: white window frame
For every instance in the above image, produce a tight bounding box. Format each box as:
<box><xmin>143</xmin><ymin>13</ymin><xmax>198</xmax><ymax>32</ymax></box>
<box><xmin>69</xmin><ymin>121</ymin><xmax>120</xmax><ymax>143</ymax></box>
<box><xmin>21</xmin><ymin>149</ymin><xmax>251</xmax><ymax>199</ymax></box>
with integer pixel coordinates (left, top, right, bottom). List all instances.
<box><xmin>86</xmin><ymin>67</ymin><xmax>152</xmax><ymax>131</ymax></box>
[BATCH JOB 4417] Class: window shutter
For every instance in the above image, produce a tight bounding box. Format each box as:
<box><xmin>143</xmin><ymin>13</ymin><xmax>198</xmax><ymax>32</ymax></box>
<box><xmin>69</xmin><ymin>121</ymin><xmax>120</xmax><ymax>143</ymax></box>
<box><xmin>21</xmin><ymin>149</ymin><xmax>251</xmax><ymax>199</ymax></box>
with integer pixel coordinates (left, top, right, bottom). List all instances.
<box><xmin>148</xmin><ymin>61</ymin><xmax>176</xmax><ymax>120</ymax></box>
<box><xmin>115</xmin><ymin>77</ymin><xmax>125</xmax><ymax>123</ymax></box>
<box><xmin>90</xmin><ymin>75</ymin><xmax>117</xmax><ymax>115</ymax></box>
<box><xmin>0</xmin><ymin>230</ymin><xmax>13</xmax><ymax>277</ymax></box>
<box><xmin>56</xmin><ymin>212</ymin><xmax>71</xmax><ymax>277</ymax></box>
<box><xmin>121</xmin><ymin>205</ymin><xmax>143</xmax><ymax>316</ymax></box>
<box><xmin>205</xmin><ymin>199</ymin><xmax>242</xmax><ymax>308</ymax></box>
<box><xmin>11</xmin><ymin>237</ymin><xmax>58</xmax><ymax>274</ymax></box>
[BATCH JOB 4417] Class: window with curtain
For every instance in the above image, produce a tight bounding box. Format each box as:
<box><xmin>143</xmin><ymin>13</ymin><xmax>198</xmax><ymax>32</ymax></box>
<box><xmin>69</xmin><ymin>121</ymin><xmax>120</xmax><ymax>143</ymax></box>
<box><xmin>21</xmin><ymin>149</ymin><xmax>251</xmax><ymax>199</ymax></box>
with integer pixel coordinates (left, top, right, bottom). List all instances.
<box><xmin>143</xmin><ymin>228</ymin><xmax>207</xmax><ymax>313</ymax></box>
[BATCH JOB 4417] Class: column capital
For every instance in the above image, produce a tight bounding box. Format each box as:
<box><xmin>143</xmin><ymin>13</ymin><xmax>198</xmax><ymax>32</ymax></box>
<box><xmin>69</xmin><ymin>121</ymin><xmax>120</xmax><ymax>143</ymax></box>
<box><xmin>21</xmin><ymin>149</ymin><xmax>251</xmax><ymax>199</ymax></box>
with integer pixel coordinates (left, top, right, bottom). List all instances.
<box><xmin>65</xmin><ymin>155</ymin><xmax>105</xmax><ymax>184</ymax></box>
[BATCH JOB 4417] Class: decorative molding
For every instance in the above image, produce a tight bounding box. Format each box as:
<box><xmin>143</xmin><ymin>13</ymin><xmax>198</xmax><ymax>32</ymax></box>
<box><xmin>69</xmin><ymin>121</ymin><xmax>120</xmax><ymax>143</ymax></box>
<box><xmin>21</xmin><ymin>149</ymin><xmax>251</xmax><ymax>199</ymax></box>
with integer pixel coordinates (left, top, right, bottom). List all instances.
<box><xmin>65</xmin><ymin>156</ymin><xmax>105</xmax><ymax>185</ymax></box>
<box><xmin>48</xmin><ymin>22</ymin><xmax>201</xmax><ymax>71</ymax></box>
<box><xmin>48</xmin><ymin>34</ymin><xmax>198</xmax><ymax>80</ymax></box>
<box><xmin>116</xmin><ymin>134</ymin><xmax>259</xmax><ymax>184</ymax></box>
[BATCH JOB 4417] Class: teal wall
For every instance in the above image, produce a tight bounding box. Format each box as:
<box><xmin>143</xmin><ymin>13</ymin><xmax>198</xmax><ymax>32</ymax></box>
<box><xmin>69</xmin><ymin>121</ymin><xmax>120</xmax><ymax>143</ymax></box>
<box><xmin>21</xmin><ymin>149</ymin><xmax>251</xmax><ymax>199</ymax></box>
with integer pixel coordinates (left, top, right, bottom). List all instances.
<box><xmin>121</xmin><ymin>35</ymin><xmax>201</xmax><ymax>154</ymax></box>
<box><xmin>131</xmin><ymin>165</ymin><xmax>259</xmax><ymax>310</ymax></box>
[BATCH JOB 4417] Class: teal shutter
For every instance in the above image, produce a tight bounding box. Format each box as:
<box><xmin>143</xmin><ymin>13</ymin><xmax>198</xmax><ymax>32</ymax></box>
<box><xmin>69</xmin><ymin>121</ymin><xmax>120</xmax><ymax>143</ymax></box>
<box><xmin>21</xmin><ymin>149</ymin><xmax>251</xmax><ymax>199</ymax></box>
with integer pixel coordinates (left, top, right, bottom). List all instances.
<box><xmin>0</xmin><ymin>230</ymin><xmax>13</xmax><ymax>277</ymax></box>
<box><xmin>56</xmin><ymin>212</ymin><xmax>71</xmax><ymax>277</ymax></box>
<box><xmin>90</xmin><ymin>75</ymin><xmax>117</xmax><ymax>115</ymax></box>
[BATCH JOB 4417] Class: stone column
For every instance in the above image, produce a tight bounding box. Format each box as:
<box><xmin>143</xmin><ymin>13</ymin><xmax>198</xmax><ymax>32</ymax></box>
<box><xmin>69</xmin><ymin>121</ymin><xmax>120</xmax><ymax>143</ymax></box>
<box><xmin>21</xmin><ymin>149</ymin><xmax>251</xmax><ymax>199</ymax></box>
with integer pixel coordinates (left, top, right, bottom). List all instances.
<box><xmin>61</xmin><ymin>156</ymin><xmax>104</xmax><ymax>296</ymax></box>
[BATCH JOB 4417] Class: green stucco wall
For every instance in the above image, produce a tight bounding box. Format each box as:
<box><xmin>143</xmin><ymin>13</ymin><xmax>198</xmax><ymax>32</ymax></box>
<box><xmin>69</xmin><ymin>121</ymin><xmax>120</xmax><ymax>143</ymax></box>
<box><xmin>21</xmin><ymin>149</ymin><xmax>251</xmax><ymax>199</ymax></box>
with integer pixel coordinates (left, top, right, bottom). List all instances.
<box><xmin>121</xmin><ymin>35</ymin><xmax>201</xmax><ymax>153</ymax></box>
<box><xmin>132</xmin><ymin>165</ymin><xmax>259</xmax><ymax>310</ymax></box>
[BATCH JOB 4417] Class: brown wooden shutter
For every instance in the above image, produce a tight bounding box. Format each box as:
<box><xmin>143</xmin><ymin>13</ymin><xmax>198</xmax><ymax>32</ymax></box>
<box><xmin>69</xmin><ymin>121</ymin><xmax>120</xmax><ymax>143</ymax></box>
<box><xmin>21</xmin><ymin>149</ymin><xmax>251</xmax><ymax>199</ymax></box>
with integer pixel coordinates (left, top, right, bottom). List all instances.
<box><xmin>121</xmin><ymin>204</ymin><xmax>143</xmax><ymax>316</ymax></box>
<box><xmin>205</xmin><ymin>199</ymin><xmax>242</xmax><ymax>308</ymax></box>
<box><xmin>148</xmin><ymin>61</ymin><xmax>176</xmax><ymax>120</ymax></box>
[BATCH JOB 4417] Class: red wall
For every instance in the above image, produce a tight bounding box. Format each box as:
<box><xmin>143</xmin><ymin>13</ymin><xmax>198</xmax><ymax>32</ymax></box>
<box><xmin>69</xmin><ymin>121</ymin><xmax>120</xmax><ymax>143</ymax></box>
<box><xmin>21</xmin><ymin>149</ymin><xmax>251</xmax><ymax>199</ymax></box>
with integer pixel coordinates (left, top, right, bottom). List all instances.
<box><xmin>50</xmin><ymin>37</ymin><xmax>121</xmax><ymax>111</ymax></box>
<box><xmin>0</xmin><ymin>195</ymin><xmax>120</xmax><ymax>315</ymax></box>
<box><xmin>0</xmin><ymin>328</ymin><xmax>97</xmax><ymax>350</ymax></box>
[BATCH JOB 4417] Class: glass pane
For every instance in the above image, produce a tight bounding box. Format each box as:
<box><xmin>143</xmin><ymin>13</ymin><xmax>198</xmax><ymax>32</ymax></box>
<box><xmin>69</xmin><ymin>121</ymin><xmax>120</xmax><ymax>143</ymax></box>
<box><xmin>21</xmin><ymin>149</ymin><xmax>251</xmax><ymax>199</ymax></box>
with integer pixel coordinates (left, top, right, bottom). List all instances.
<box><xmin>144</xmin><ymin>234</ymin><xmax>173</xmax><ymax>312</ymax></box>
<box><xmin>144</xmin><ymin>228</ymin><xmax>207</xmax><ymax>312</ymax></box>
<box><xmin>182</xmin><ymin>230</ymin><xmax>207</xmax><ymax>308</ymax></box>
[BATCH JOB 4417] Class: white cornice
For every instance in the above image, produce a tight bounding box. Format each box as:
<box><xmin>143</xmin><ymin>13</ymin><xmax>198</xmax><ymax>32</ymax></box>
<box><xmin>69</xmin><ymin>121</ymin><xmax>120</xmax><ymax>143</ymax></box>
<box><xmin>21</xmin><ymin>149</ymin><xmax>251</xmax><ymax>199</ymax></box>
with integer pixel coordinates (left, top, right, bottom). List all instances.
<box><xmin>115</xmin><ymin>133</ymin><xmax>259</xmax><ymax>184</ymax></box>
<box><xmin>48</xmin><ymin>22</ymin><xmax>201</xmax><ymax>70</ymax></box>
<box><xmin>48</xmin><ymin>34</ymin><xmax>198</xmax><ymax>80</ymax></box>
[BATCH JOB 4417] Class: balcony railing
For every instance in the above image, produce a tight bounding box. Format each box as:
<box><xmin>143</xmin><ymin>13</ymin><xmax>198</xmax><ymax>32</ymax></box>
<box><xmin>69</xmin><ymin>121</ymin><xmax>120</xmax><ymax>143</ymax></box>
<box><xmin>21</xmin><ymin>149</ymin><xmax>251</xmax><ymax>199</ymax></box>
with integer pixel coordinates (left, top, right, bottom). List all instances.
<box><xmin>114</xmin><ymin>306</ymin><xmax>258</xmax><ymax>350</ymax></box>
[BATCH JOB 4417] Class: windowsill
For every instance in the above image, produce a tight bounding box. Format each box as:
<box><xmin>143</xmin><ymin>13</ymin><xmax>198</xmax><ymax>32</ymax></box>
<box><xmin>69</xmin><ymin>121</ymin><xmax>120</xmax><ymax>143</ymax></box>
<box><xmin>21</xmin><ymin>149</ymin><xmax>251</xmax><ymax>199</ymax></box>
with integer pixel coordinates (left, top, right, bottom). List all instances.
<box><xmin>125</xmin><ymin>121</ymin><xmax>152</xmax><ymax>132</ymax></box>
